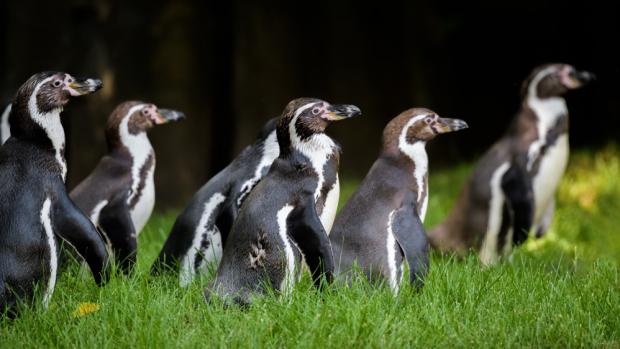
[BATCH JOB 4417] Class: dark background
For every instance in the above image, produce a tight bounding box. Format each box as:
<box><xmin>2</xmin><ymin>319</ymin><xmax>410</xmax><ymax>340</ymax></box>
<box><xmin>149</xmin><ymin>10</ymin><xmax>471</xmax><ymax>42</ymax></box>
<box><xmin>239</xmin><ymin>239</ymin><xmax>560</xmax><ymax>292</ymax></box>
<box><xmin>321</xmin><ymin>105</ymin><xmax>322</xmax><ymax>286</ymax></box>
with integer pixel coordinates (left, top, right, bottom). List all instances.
<box><xmin>1</xmin><ymin>0</ymin><xmax>618</xmax><ymax>208</ymax></box>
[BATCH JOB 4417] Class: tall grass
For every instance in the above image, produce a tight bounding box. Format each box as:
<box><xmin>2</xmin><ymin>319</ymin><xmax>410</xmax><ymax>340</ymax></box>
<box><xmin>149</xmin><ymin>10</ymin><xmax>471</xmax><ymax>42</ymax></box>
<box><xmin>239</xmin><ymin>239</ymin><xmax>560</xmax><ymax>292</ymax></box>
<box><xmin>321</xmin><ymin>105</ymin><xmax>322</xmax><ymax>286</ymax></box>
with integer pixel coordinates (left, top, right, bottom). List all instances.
<box><xmin>1</xmin><ymin>145</ymin><xmax>619</xmax><ymax>348</ymax></box>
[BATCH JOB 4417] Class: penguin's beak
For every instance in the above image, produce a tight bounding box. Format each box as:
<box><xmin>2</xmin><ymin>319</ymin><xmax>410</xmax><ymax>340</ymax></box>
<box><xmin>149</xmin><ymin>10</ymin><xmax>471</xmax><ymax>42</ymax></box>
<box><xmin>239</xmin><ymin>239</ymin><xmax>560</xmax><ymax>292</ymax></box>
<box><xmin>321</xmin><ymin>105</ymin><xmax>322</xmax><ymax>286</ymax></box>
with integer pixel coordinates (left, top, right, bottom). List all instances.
<box><xmin>66</xmin><ymin>78</ymin><xmax>103</xmax><ymax>96</ymax></box>
<box><xmin>153</xmin><ymin>108</ymin><xmax>186</xmax><ymax>125</ymax></box>
<box><xmin>562</xmin><ymin>68</ymin><xmax>595</xmax><ymax>89</ymax></box>
<box><xmin>433</xmin><ymin>117</ymin><xmax>468</xmax><ymax>134</ymax></box>
<box><xmin>323</xmin><ymin>104</ymin><xmax>362</xmax><ymax>121</ymax></box>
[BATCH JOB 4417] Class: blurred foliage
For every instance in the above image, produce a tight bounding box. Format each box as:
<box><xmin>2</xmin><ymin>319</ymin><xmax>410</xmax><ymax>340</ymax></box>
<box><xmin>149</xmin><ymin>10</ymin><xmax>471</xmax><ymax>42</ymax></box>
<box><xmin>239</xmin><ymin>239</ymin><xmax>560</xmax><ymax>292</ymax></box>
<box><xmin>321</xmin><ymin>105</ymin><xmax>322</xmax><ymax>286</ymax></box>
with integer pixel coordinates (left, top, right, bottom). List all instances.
<box><xmin>527</xmin><ymin>143</ymin><xmax>620</xmax><ymax>263</ymax></box>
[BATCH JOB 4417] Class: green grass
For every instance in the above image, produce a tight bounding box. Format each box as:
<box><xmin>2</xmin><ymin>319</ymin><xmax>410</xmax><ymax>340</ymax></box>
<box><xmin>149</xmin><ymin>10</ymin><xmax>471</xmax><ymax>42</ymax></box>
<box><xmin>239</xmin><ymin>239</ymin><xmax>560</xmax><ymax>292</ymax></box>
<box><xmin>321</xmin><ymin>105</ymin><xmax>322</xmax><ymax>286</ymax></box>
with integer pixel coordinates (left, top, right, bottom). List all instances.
<box><xmin>2</xmin><ymin>145</ymin><xmax>620</xmax><ymax>348</ymax></box>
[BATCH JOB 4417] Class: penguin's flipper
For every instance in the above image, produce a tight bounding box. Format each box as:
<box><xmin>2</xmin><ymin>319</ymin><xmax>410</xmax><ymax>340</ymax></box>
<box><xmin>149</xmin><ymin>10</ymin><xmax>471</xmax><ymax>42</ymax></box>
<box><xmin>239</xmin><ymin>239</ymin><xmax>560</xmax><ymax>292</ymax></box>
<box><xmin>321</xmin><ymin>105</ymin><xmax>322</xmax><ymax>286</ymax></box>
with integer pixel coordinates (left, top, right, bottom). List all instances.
<box><xmin>501</xmin><ymin>164</ymin><xmax>534</xmax><ymax>246</ymax></box>
<box><xmin>52</xmin><ymin>190</ymin><xmax>109</xmax><ymax>286</ymax></box>
<box><xmin>288</xmin><ymin>197</ymin><xmax>335</xmax><ymax>288</ymax></box>
<box><xmin>98</xmin><ymin>195</ymin><xmax>137</xmax><ymax>274</ymax></box>
<box><xmin>391</xmin><ymin>201</ymin><xmax>429</xmax><ymax>289</ymax></box>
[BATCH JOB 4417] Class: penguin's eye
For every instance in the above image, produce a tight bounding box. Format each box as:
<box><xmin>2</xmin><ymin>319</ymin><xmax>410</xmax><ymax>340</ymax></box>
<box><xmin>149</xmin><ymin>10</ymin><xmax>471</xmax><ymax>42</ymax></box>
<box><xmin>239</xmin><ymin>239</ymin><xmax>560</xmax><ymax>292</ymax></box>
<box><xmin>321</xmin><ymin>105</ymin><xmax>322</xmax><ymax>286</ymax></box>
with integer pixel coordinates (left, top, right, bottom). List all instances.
<box><xmin>52</xmin><ymin>80</ymin><xmax>63</xmax><ymax>88</ymax></box>
<box><xmin>424</xmin><ymin>117</ymin><xmax>434</xmax><ymax>124</ymax></box>
<box><xmin>141</xmin><ymin>109</ymin><xmax>149</xmax><ymax>116</ymax></box>
<box><xmin>311</xmin><ymin>107</ymin><xmax>321</xmax><ymax>115</ymax></box>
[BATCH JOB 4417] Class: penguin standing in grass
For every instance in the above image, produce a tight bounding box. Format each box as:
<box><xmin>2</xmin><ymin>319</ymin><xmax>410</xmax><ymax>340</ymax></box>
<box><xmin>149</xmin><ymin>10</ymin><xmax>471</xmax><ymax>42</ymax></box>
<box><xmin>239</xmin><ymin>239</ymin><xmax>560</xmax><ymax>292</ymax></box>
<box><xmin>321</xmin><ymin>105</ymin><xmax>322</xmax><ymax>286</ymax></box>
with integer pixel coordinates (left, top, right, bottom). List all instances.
<box><xmin>330</xmin><ymin>108</ymin><xmax>467</xmax><ymax>292</ymax></box>
<box><xmin>429</xmin><ymin>64</ymin><xmax>594</xmax><ymax>264</ymax></box>
<box><xmin>206</xmin><ymin>98</ymin><xmax>360</xmax><ymax>305</ymax></box>
<box><xmin>151</xmin><ymin>117</ymin><xmax>281</xmax><ymax>286</ymax></box>
<box><xmin>70</xmin><ymin>101</ymin><xmax>184</xmax><ymax>272</ymax></box>
<box><xmin>0</xmin><ymin>72</ymin><xmax>109</xmax><ymax>316</ymax></box>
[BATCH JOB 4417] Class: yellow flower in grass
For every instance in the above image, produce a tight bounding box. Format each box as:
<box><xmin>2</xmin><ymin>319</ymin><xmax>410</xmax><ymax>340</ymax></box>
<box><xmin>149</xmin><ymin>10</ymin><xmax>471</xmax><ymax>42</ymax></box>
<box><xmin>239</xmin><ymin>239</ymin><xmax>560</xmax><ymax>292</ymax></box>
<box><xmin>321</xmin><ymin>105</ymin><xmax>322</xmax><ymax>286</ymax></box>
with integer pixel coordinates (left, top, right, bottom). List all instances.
<box><xmin>72</xmin><ymin>302</ymin><xmax>100</xmax><ymax>318</ymax></box>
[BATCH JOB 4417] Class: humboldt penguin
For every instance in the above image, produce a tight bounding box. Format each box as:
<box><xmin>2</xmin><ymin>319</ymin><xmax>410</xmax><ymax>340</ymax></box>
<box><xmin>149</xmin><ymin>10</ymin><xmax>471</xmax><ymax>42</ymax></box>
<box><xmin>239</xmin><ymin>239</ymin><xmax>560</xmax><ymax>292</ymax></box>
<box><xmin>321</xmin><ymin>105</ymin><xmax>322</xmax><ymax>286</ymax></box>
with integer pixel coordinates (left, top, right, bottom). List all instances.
<box><xmin>0</xmin><ymin>72</ymin><xmax>108</xmax><ymax>316</ymax></box>
<box><xmin>151</xmin><ymin>117</ymin><xmax>280</xmax><ymax>286</ymax></box>
<box><xmin>206</xmin><ymin>98</ymin><xmax>360</xmax><ymax>305</ymax></box>
<box><xmin>429</xmin><ymin>63</ymin><xmax>594</xmax><ymax>264</ymax></box>
<box><xmin>70</xmin><ymin>101</ymin><xmax>184</xmax><ymax>272</ymax></box>
<box><xmin>153</xmin><ymin>111</ymin><xmax>346</xmax><ymax>287</ymax></box>
<box><xmin>330</xmin><ymin>108</ymin><xmax>467</xmax><ymax>292</ymax></box>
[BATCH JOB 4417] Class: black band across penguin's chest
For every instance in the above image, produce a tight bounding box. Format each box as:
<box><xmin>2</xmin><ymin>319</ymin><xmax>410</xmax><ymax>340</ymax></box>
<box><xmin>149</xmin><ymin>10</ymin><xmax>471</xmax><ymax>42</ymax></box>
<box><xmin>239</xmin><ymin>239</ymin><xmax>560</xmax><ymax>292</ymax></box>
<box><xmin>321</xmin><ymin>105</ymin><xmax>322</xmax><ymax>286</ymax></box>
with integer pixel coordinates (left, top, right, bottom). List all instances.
<box><xmin>314</xmin><ymin>153</ymin><xmax>339</xmax><ymax>216</ymax></box>
<box><xmin>528</xmin><ymin>115</ymin><xmax>568</xmax><ymax>176</ymax></box>
<box><xmin>128</xmin><ymin>152</ymin><xmax>155</xmax><ymax>208</ymax></box>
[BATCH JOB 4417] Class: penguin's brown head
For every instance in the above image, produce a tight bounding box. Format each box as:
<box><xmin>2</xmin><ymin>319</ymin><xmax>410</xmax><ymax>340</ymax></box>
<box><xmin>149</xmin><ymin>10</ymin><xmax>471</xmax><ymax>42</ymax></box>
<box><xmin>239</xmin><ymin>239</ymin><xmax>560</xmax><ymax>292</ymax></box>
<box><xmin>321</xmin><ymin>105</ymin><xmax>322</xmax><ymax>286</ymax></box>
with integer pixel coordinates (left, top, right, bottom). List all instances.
<box><xmin>13</xmin><ymin>71</ymin><xmax>103</xmax><ymax>114</ymax></box>
<box><xmin>276</xmin><ymin>97</ymin><xmax>360</xmax><ymax>151</ymax></box>
<box><xmin>383</xmin><ymin>108</ymin><xmax>468</xmax><ymax>152</ymax></box>
<box><xmin>8</xmin><ymin>71</ymin><xmax>102</xmax><ymax>143</ymax></box>
<box><xmin>521</xmin><ymin>63</ymin><xmax>595</xmax><ymax>100</ymax></box>
<box><xmin>106</xmin><ymin>101</ymin><xmax>185</xmax><ymax>149</ymax></box>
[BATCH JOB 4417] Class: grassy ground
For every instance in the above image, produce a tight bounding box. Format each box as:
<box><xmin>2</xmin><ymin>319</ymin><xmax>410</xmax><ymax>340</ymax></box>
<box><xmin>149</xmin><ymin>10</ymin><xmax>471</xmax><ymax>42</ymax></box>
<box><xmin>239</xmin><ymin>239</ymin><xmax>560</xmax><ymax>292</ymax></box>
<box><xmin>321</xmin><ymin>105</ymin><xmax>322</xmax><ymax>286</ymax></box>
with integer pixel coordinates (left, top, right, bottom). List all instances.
<box><xmin>2</xmin><ymin>145</ymin><xmax>619</xmax><ymax>348</ymax></box>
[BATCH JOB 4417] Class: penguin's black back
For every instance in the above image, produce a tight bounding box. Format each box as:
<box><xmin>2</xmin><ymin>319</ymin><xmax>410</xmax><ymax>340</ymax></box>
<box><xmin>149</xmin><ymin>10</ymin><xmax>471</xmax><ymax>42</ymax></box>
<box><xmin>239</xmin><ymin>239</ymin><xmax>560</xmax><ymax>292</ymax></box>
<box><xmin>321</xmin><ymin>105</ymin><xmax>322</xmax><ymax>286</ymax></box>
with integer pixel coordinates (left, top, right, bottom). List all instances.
<box><xmin>0</xmin><ymin>139</ymin><xmax>63</xmax><ymax>310</ymax></box>
<box><xmin>70</xmin><ymin>151</ymin><xmax>133</xmax><ymax>216</ymax></box>
<box><xmin>330</xmin><ymin>157</ymin><xmax>410</xmax><ymax>279</ymax></box>
<box><xmin>151</xmin><ymin>118</ymin><xmax>279</xmax><ymax>274</ymax></box>
<box><xmin>214</xmin><ymin>154</ymin><xmax>319</xmax><ymax>294</ymax></box>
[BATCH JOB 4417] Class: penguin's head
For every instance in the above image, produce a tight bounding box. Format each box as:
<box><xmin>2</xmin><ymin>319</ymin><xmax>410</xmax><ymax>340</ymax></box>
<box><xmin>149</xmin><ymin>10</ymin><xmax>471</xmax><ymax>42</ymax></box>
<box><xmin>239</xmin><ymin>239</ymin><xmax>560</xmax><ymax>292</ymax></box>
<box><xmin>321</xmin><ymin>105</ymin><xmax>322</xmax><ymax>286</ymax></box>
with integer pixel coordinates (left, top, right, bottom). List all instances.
<box><xmin>8</xmin><ymin>72</ymin><xmax>102</xmax><ymax>142</ymax></box>
<box><xmin>384</xmin><ymin>108</ymin><xmax>468</xmax><ymax>150</ymax></box>
<box><xmin>14</xmin><ymin>71</ymin><xmax>103</xmax><ymax>114</ymax></box>
<box><xmin>521</xmin><ymin>64</ymin><xmax>595</xmax><ymax>100</ymax></box>
<box><xmin>106</xmin><ymin>101</ymin><xmax>185</xmax><ymax>148</ymax></box>
<box><xmin>277</xmin><ymin>97</ymin><xmax>361</xmax><ymax>142</ymax></box>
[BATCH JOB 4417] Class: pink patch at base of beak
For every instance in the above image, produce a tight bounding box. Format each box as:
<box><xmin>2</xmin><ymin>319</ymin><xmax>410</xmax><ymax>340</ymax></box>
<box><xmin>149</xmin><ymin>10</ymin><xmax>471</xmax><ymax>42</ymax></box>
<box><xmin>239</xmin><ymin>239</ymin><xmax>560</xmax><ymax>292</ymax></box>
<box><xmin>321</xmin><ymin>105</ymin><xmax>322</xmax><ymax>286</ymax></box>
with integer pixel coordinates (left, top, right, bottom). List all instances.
<box><xmin>63</xmin><ymin>74</ymin><xmax>81</xmax><ymax>96</ymax></box>
<box><xmin>559</xmin><ymin>66</ymin><xmax>580</xmax><ymax>89</ymax></box>
<box><xmin>152</xmin><ymin>114</ymin><xmax>167</xmax><ymax>125</ymax></box>
<box><xmin>66</xmin><ymin>87</ymin><xmax>82</xmax><ymax>97</ymax></box>
<box><xmin>144</xmin><ymin>105</ymin><xmax>167</xmax><ymax>124</ymax></box>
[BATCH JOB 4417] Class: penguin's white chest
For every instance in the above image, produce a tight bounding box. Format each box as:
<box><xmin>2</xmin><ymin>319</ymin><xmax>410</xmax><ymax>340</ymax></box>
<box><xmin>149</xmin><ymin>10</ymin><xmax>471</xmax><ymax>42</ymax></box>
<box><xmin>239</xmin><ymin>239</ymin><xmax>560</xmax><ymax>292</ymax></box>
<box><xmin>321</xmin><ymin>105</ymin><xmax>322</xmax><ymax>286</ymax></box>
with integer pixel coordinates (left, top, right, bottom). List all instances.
<box><xmin>532</xmin><ymin>134</ymin><xmax>569</xmax><ymax>225</ymax></box>
<box><xmin>130</xmin><ymin>167</ymin><xmax>155</xmax><ymax>234</ymax></box>
<box><xmin>319</xmin><ymin>176</ymin><xmax>340</xmax><ymax>234</ymax></box>
<box><xmin>293</xmin><ymin>133</ymin><xmax>340</xmax><ymax>233</ymax></box>
<box><xmin>119</xmin><ymin>113</ymin><xmax>157</xmax><ymax>235</ymax></box>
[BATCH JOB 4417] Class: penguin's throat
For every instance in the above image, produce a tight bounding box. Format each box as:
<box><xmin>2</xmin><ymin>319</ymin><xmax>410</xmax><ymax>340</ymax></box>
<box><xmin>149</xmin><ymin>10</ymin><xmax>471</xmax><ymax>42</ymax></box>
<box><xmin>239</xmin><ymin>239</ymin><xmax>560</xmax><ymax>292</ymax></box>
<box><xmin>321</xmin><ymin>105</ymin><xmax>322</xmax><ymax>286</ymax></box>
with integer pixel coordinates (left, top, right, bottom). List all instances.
<box><xmin>25</xmin><ymin>77</ymin><xmax>68</xmax><ymax>180</ymax></box>
<box><xmin>292</xmin><ymin>133</ymin><xmax>336</xmax><ymax>157</ymax></box>
<box><xmin>525</xmin><ymin>69</ymin><xmax>568</xmax><ymax>127</ymax></box>
<box><xmin>28</xmin><ymin>106</ymin><xmax>67</xmax><ymax>181</ymax></box>
<box><xmin>123</xmin><ymin>132</ymin><xmax>155</xmax><ymax>205</ymax></box>
<box><xmin>525</xmin><ymin>84</ymin><xmax>568</xmax><ymax>172</ymax></box>
<box><xmin>397</xmin><ymin>140</ymin><xmax>429</xmax><ymax>219</ymax></box>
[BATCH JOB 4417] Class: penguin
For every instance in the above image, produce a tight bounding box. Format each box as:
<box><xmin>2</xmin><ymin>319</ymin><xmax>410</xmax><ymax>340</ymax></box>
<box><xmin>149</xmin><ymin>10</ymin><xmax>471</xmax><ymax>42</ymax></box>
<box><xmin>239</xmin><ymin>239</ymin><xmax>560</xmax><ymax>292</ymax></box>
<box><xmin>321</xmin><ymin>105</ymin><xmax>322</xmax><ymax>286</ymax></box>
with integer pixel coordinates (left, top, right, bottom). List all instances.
<box><xmin>153</xmin><ymin>112</ymin><xmax>347</xmax><ymax>287</ymax></box>
<box><xmin>1</xmin><ymin>103</ymin><xmax>11</xmax><ymax>144</ymax></box>
<box><xmin>0</xmin><ymin>72</ymin><xmax>109</xmax><ymax>316</ymax></box>
<box><xmin>150</xmin><ymin>117</ymin><xmax>280</xmax><ymax>286</ymax></box>
<box><xmin>428</xmin><ymin>63</ymin><xmax>594</xmax><ymax>265</ymax></box>
<box><xmin>206</xmin><ymin>98</ymin><xmax>360</xmax><ymax>305</ymax></box>
<box><xmin>330</xmin><ymin>108</ymin><xmax>468</xmax><ymax>292</ymax></box>
<box><xmin>69</xmin><ymin>101</ymin><xmax>184</xmax><ymax>273</ymax></box>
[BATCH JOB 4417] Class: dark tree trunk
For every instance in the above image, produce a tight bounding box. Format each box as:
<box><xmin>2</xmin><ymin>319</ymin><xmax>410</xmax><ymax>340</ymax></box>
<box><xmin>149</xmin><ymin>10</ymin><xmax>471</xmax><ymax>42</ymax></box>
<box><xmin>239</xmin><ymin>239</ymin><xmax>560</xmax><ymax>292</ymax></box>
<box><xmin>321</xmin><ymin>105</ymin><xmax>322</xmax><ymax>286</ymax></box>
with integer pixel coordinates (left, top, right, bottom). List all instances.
<box><xmin>205</xmin><ymin>0</ymin><xmax>237</xmax><ymax>176</ymax></box>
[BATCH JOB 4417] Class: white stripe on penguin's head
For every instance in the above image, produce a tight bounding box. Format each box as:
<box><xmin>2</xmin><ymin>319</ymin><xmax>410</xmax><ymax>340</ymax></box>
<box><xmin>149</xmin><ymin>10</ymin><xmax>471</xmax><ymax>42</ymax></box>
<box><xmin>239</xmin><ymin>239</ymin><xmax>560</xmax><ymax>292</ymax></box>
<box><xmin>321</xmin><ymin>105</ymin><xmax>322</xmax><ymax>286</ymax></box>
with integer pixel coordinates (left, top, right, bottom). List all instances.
<box><xmin>28</xmin><ymin>76</ymin><xmax>67</xmax><ymax>180</ymax></box>
<box><xmin>527</xmin><ymin>66</ymin><xmax>558</xmax><ymax>101</ymax></box>
<box><xmin>398</xmin><ymin>114</ymin><xmax>428</xmax><ymax>152</ymax></box>
<box><xmin>119</xmin><ymin>104</ymin><xmax>148</xmax><ymax>140</ymax></box>
<box><xmin>288</xmin><ymin>102</ymin><xmax>318</xmax><ymax>145</ymax></box>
